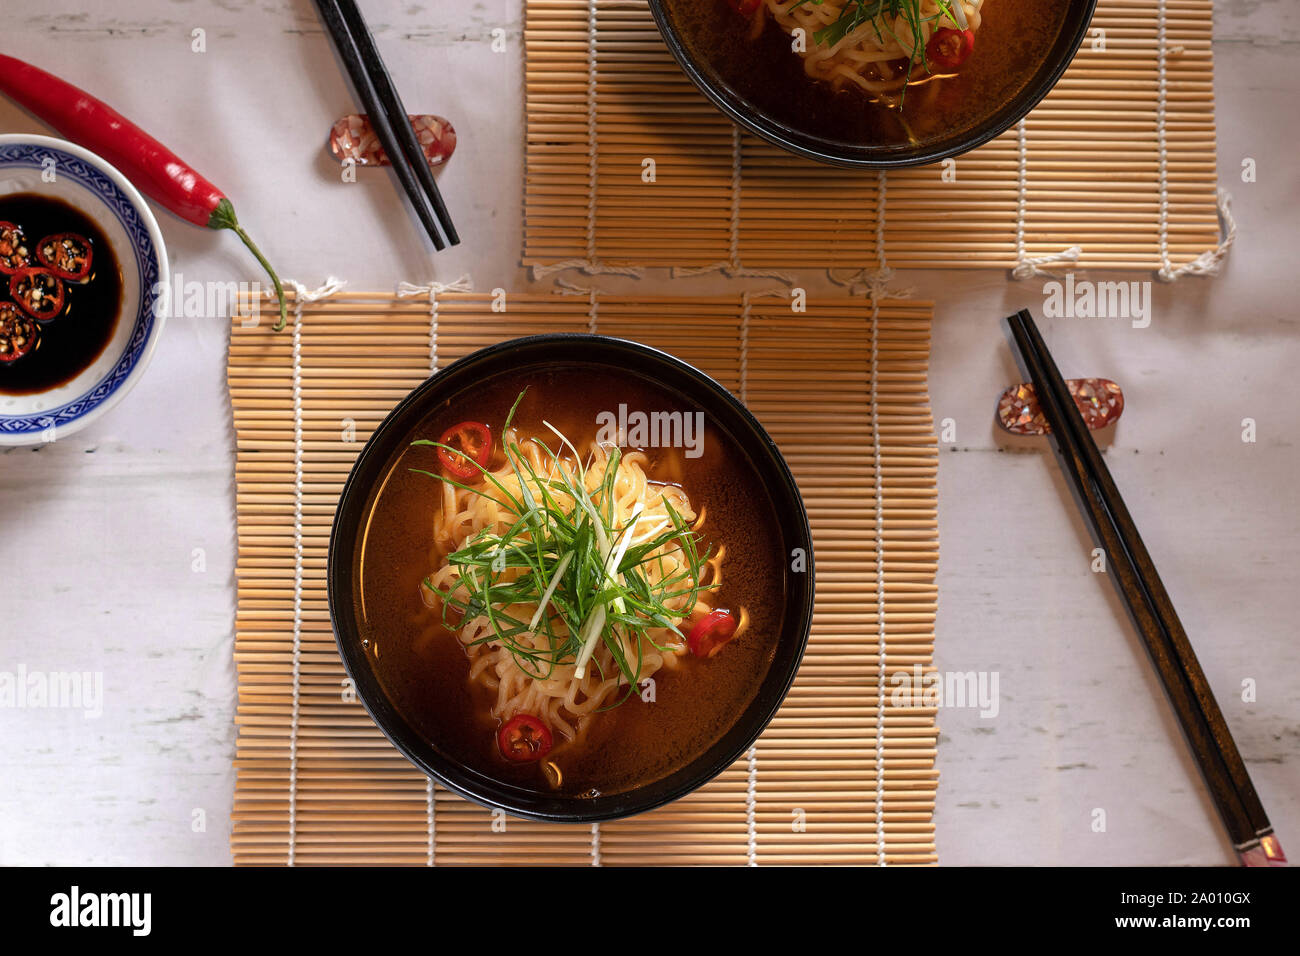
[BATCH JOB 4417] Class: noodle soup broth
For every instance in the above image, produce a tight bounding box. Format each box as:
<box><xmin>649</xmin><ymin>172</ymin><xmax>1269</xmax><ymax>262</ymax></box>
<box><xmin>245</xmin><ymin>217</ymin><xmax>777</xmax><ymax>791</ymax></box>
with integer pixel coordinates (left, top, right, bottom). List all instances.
<box><xmin>352</xmin><ymin>364</ymin><xmax>789</xmax><ymax>799</ymax></box>
<box><xmin>658</xmin><ymin>0</ymin><xmax>1073</xmax><ymax>152</ymax></box>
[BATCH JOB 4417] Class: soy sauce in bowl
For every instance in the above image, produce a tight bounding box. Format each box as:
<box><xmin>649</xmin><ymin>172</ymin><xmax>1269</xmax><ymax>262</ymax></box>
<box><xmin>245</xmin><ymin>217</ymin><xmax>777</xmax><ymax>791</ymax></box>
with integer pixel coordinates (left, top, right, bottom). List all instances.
<box><xmin>0</xmin><ymin>193</ymin><xmax>123</xmax><ymax>395</ymax></box>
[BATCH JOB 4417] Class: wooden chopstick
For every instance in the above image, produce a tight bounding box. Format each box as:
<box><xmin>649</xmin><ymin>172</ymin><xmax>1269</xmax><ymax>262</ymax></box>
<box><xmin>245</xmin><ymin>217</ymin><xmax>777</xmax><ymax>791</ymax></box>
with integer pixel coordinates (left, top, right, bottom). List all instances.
<box><xmin>1006</xmin><ymin>309</ymin><xmax>1284</xmax><ymax>867</ymax></box>
<box><xmin>313</xmin><ymin>0</ymin><xmax>458</xmax><ymax>250</ymax></box>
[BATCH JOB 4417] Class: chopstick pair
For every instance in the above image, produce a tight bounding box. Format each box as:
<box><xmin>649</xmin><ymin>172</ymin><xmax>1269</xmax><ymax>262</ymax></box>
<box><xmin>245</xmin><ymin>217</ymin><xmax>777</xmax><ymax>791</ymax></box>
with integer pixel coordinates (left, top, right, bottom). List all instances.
<box><xmin>313</xmin><ymin>0</ymin><xmax>458</xmax><ymax>250</ymax></box>
<box><xmin>1006</xmin><ymin>309</ymin><xmax>1285</xmax><ymax>867</ymax></box>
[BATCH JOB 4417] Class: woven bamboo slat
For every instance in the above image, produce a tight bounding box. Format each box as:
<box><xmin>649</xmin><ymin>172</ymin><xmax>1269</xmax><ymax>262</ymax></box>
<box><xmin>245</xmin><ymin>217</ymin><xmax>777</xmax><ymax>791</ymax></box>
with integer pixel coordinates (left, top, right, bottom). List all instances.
<box><xmin>523</xmin><ymin>0</ymin><xmax>1220</xmax><ymax>274</ymax></box>
<box><xmin>229</xmin><ymin>291</ymin><xmax>939</xmax><ymax>865</ymax></box>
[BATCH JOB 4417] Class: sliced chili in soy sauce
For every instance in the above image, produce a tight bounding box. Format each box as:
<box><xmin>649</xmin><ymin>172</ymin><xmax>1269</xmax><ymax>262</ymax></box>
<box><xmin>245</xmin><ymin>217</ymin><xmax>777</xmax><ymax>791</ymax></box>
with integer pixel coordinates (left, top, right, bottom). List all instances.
<box><xmin>0</xmin><ymin>301</ymin><xmax>39</xmax><ymax>364</ymax></box>
<box><xmin>10</xmin><ymin>267</ymin><xmax>65</xmax><ymax>321</ymax></box>
<box><xmin>36</xmin><ymin>232</ymin><xmax>93</xmax><ymax>283</ymax></box>
<box><xmin>0</xmin><ymin>221</ymin><xmax>31</xmax><ymax>275</ymax></box>
<box><xmin>0</xmin><ymin>193</ymin><xmax>122</xmax><ymax>396</ymax></box>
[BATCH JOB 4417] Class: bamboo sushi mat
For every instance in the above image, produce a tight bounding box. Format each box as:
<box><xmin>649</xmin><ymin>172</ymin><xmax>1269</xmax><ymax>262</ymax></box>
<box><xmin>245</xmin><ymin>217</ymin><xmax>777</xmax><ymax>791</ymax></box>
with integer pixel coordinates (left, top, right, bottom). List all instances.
<box><xmin>524</xmin><ymin>0</ymin><xmax>1222</xmax><ymax>275</ymax></box>
<box><xmin>229</xmin><ymin>290</ymin><xmax>939</xmax><ymax>865</ymax></box>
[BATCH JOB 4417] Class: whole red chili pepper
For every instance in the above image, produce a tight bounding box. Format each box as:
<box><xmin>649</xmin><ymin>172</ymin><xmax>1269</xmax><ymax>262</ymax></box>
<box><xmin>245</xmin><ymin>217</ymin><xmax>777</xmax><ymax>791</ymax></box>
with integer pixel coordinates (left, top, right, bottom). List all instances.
<box><xmin>0</xmin><ymin>53</ymin><xmax>289</xmax><ymax>330</ymax></box>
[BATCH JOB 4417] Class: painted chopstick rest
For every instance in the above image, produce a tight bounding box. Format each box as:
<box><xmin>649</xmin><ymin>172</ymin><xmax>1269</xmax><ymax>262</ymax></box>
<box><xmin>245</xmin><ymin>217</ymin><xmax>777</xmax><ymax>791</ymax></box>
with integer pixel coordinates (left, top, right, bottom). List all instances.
<box><xmin>997</xmin><ymin>378</ymin><xmax>1125</xmax><ymax>436</ymax></box>
<box><xmin>329</xmin><ymin>113</ymin><xmax>457</xmax><ymax>167</ymax></box>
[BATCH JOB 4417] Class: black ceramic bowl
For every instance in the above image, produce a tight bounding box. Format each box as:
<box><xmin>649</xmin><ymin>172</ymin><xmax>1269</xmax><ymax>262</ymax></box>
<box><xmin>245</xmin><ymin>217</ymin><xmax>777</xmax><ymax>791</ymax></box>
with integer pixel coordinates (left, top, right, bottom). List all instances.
<box><xmin>648</xmin><ymin>0</ymin><xmax>1098</xmax><ymax>168</ymax></box>
<box><xmin>327</xmin><ymin>334</ymin><xmax>815</xmax><ymax>822</ymax></box>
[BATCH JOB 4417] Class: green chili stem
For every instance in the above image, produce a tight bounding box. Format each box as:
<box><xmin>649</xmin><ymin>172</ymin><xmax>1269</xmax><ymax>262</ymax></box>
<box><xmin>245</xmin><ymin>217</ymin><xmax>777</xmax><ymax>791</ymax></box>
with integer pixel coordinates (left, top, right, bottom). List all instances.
<box><xmin>207</xmin><ymin>198</ymin><xmax>289</xmax><ymax>332</ymax></box>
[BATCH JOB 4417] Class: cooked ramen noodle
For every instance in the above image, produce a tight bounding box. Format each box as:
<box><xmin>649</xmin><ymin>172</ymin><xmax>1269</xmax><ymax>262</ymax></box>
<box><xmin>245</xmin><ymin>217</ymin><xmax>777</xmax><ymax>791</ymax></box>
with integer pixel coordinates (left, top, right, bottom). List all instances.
<box><xmin>424</xmin><ymin>420</ymin><xmax>747</xmax><ymax>747</ymax></box>
<box><xmin>764</xmin><ymin>0</ymin><xmax>984</xmax><ymax>100</ymax></box>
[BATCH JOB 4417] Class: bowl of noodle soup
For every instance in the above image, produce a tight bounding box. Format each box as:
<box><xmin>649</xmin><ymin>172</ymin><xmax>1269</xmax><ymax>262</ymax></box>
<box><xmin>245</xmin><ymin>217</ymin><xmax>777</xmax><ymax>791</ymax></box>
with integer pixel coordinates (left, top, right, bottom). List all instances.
<box><xmin>649</xmin><ymin>0</ymin><xmax>1098</xmax><ymax>167</ymax></box>
<box><xmin>328</xmin><ymin>334</ymin><xmax>814</xmax><ymax>822</ymax></box>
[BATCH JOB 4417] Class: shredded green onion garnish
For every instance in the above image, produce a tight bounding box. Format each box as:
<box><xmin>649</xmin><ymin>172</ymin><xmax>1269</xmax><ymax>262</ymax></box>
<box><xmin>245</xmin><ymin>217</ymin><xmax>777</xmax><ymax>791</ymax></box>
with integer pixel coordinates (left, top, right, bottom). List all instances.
<box><xmin>411</xmin><ymin>390</ymin><xmax>716</xmax><ymax>709</ymax></box>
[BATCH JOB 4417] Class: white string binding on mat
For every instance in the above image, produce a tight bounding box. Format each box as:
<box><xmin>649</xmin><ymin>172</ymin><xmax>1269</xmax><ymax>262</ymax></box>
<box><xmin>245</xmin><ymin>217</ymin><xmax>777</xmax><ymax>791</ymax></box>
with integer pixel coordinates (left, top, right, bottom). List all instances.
<box><xmin>1155</xmin><ymin>1</ymin><xmax>1236</xmax><ymax>281</ymax></box>
<box><xmin>672</xmin><ymin>126</ymin><xmax>794</xmax><ymax>284</ymax></box>
<box><xmin>867</xmin><ymin>286</ymin><xmax>888</xmax><ymax>867</ymax></box>
<box><xmin>284</xmin><ymin>276</ymin><xmax>346</xmax><ymax>866</ymax></box>
<box><xmin>831</xmin><ymin>171</ymin><xmax>914</xmax><ymax>300</ymax></box>
<box><xmin>868</xmin><ymin>170</ymin><xmax>894</xmax><ymax>300</ymax></box>
<box><xmin>532</xmin><ymin>261</ymin><xmax>643</xmax><ymax>281</ymax></box>
<box><xmin>426</xmin><ymin>778</ymin><xmax>436</xmax><ymax>866</ymax></box>
<box><xmin>397</xmin><ymin>277</ymin><xmax>474</xmax><ymax>371</ymax></box>
<box><xmin>1012</xmin><ymin>118</ymin><xmax>1082</xmax><ymax>278</ymax></box>
<box><xmin>531</xmin><ymin>0</ymin><xmax>642</xmax><ymax>282</ymax></box>
<box><xmin>551</xmin><ymin>277</ymin><xmax>603</xmax><ymax>339</ymax></box>
<box><xmin>739</xmin><ymin>290</ymin><xmax>754</xmax><ymax>405</ymax></box>
<box><xmin>582</xmin><ymin>0</ymin><xmax>599</xmax><ymax>273</ymax></box>
<box><xmin>740</xmin><ymin>290</ymin><xmax>758</xmax><ymax>866</ymax></box>
<box><xmin>1157</xmin><ymin>188</ymin><xmax>1236</xmax><ymax>280</ymax></box>
<box><xmin>746</xmin><ymin>745</ymin><xmax>758</xmax><ymax>866</ymax></box>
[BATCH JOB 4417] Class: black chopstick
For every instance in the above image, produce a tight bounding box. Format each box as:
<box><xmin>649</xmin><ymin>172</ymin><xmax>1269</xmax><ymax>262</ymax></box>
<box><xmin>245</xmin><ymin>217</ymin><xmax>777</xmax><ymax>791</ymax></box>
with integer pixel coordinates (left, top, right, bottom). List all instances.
<box><xmin>1006</xmin><ymin>309</ymin><xmax>1284</xmax><ymax>867</ymax></box>
<box><xmin>333</xmin><ymin>0</ymin><xmax>459</xmax><ymax>246</ymax></box>
<box><xmin>313</xmin><ymin>0</ymin><xmax>458</xmax><ymax>250</ymax></box>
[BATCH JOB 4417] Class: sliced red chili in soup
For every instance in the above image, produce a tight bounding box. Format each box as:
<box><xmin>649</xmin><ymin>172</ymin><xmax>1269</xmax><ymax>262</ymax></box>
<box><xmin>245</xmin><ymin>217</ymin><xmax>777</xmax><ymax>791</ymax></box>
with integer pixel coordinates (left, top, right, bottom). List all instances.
<box><xmin>925</xmin><ymin>28</ymin><xmax>975</xmax><ymax>72</ymax></box>
<box><xmin>686</xmin><ymin>609</ymin><xmax>739</xmax><ymax>659</ymax></box>
<box><xmin>36</xmin><ymin>232</ymin><xmax>93</xmax><ymax>283</ymax></box>
<box><xmin>0</xmin><ymin>221</ymin><xmax>31</xmax><ymax>275</ymax></box>
<box><xmin>10</xmin><ymin>268</ymin><xmax>65</xmax><ymax>322</ymax></box>
<box><xmin>498</xmin><ymin>713</ymin><xmax>553</xmax><ymax>762</ymax></box>
<box><xmin>0</xmin><ymin>301</ymin><xmax>39</xmax><ymax>363</ymax></box>
<box><xmin>437</xmin><ymin>420</ymin><xmax>492</xmax><ymax>480</ymax></box>
<box><xmin>726</xmin><ymin>0</ymin><xmax>761</xmax><ymax>14</ymax></box>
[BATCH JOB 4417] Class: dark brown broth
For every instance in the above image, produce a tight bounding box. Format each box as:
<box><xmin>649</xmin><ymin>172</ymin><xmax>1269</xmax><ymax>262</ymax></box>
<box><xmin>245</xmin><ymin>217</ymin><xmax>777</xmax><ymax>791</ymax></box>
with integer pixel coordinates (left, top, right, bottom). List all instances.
<box><xmin>354</xmin><ymin>366</ymin><xmax>787</xmax><ymax>797</ymax></box>
<box><xmin>0</xmin><ymin>193</ymin><xmax>123</xmax><ymax>395</ymax></box>
<box><xmin>661</xmin><ymin>0</ymin><xmax>1069</xmax><ymax>149</ymax></box>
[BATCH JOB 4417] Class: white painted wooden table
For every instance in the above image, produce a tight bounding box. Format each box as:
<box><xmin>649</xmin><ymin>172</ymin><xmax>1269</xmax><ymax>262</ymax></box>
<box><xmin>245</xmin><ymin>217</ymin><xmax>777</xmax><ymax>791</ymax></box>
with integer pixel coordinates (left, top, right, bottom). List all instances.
<box><xmin>0</xmin><ymin>0</ymin><xmax>1294</xmax><ymax>866</ymax></box>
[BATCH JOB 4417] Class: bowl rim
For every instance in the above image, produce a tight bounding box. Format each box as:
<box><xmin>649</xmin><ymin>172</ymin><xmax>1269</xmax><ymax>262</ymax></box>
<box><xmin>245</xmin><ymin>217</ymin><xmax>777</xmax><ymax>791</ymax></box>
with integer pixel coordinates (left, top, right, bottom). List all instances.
<box><xmin>0</xmin><ymin>132</ymin><xmax>170</xmax><ymax>445</ymax></box>
<box><xmin>647</xmin><ymin>0</ymin><xmax>1100</xmax><ymax>169</ymax></box>
<box><xmin>327</xmin><ymin>332</ymin><xmax>816</xmax><ymax>823</ymax></box>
